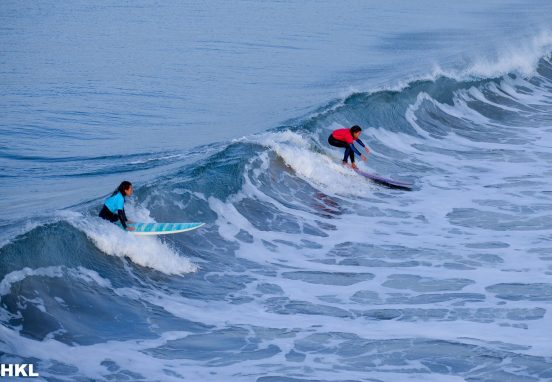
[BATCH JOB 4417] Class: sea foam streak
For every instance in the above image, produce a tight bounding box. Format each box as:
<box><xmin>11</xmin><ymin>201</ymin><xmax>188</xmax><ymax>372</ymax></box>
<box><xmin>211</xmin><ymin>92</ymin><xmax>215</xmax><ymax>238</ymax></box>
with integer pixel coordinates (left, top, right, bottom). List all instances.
<box><xmin>68</xmin><ymin>212</ymin><xmax>197</xmax><ymax>275</ymax></box>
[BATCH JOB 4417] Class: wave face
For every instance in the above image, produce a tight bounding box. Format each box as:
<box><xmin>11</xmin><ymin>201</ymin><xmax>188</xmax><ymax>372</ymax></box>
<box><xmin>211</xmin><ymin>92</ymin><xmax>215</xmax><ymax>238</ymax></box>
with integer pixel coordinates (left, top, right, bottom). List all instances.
<box><xmin>1</xmin><ymin>52</ymin><xmax>552</xmax><ymax>380</ymax></box>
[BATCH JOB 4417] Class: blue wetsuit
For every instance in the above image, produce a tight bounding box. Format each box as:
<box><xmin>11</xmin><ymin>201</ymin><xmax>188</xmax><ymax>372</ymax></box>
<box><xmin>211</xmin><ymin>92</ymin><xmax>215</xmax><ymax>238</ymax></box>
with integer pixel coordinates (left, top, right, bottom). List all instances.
<box><xmin>99</xmin><ymin>192</ymin><xmax>128</xmax><ymax>228</ymax></box>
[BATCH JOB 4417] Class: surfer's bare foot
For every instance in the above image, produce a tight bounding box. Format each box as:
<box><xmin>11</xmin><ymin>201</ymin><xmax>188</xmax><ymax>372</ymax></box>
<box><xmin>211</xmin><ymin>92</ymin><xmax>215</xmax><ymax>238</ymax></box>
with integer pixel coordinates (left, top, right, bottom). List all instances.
<box><xmin>351</xmin><ymin>163</ymin><xmax>358</xmax><ymax>170</ymax></box>
<box><xmin>342</xmin><ymin>161</ymin><xmax>351</xmax><ymax>168</ymax></box>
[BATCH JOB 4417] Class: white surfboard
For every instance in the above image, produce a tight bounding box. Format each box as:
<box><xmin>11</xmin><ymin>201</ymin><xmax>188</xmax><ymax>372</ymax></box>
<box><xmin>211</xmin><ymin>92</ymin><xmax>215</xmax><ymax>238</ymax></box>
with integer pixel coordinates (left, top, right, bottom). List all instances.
<box><xmin>122</xmin><ymin>222</ymin><xmax>205</xmax><ymax>236</ymax></box>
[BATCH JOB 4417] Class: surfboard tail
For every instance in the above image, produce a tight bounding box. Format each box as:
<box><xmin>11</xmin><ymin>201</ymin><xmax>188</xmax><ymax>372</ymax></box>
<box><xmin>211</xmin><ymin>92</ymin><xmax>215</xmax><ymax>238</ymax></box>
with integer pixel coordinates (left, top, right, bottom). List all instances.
<box><xmin>355</xmin><ymin>169</ymin><xmax>413</xmax><ymax>191</ymax></box>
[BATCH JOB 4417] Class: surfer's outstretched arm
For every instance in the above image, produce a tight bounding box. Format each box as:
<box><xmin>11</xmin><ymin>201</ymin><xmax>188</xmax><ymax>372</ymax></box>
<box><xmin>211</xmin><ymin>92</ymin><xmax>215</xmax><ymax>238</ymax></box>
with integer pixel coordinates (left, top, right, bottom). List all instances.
<box><xmin>356</xmin><ymin>138</ymin><xmax>370</xmax><ymax>154</ymax></box>
<box><xmin>349</xmin><ymin>143</ymin><xmax>362</xmax><ymax>157</ymax></box>
<box><xmin>350</xmin><ymin>143</ymin><xmax>367</xmax><ymax>162</ymax></box>
<box><xmin>123</xmin><ymin>209</ymin><xmax>133</xmax><ymax>224</ymax></box>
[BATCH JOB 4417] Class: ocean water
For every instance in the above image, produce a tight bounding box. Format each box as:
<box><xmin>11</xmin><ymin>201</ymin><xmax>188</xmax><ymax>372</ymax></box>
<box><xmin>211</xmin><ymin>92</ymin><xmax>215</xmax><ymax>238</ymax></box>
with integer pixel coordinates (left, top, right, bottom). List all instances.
<box><xmin>2</xmin><ymin>1</ymin><xmax>552</xmax><ymax>381</ymax></box>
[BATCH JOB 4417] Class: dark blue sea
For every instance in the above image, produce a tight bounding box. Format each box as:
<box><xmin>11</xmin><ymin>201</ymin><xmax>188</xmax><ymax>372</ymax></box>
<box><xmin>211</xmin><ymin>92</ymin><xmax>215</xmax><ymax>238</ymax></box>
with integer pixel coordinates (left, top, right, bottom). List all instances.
<box><xmin>2</xmin><ymin>1</ymin><xmax>552</xmax><ymax>381</ymax></box>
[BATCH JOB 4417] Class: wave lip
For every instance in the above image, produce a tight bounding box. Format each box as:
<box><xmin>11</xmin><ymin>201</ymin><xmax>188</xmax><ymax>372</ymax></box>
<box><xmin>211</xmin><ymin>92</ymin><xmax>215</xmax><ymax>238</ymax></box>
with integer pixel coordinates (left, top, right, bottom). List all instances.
<box><xmin>69</xmin><ymin>213</ymin><xmax>198</xmax><ymax>275</ymax></box>
<box><xmin>432</xmin><ymin>30</ymin><xmax>552</xmax><ymax>81</ymax></box>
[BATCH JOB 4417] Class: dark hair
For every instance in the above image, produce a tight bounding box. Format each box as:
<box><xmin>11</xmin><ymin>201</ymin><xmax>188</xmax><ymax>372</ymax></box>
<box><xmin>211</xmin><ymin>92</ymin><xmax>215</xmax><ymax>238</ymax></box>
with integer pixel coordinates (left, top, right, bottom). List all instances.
<box><xmin>112</xmin><ymin>181</ymin><xmax>132</xmax><ymax>196</ymax></box>
<box><xmin>350</xmin><ymin>125</ymin><xmax>362</xmax><ymax>134</ymax></box>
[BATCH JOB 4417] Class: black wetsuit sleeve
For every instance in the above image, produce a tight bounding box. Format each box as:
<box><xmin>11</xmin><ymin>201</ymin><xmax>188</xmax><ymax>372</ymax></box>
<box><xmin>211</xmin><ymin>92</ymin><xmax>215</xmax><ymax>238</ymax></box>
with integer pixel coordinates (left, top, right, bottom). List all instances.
<box><xmin>118</xmin><ymin>209</ymin><xmax>128</xmax><ymax>229</ymax></box>
<box><xmin>356</xmin><ymin>139</ymin><xmax>366</xmax><ymax>148</ymax></box>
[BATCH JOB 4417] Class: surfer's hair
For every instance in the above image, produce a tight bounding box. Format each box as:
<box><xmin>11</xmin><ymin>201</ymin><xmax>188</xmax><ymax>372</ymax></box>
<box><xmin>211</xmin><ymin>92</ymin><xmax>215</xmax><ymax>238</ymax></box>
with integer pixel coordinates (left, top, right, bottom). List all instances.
<box><xmin>113</xmin><ymin>181</ymin><xmax>132</xmax><ymax>196</ymax></box>
<box><xmin>350</xmin><ymin>125</ymin><xmax>362</xmax><ymax>134</ymax></box>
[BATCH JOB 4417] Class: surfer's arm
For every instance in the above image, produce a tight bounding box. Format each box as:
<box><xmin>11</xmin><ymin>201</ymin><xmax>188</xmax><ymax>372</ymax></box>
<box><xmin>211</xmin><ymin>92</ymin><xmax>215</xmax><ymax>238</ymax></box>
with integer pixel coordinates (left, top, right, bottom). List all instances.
<box><xmin>121</xmin><ymin>208</ymin><xmax>132</xmax><ymax>223</ymax></box>
<box><xmin>120</xmin><ymin>209</ymin><xmax>135</xmax><ymax>230</ymax></box>
<box><xmin>356</xmin><ymin>139</ymin><xmax>370</xmax><ymax>153</ymax></box>
<box><xmin>351</xmin><ymin>143</ymin><xmax>367</xmax><ymax>161</ymax></box>
<box><xmin>349</xmin><ymin>143</ymin><xmax>362</xmax><ymax>157</ymax></box>
<box><xmin>117</xmin><ymin>210</ymin><xmax>128</xmax><ymax>229</ymax></box>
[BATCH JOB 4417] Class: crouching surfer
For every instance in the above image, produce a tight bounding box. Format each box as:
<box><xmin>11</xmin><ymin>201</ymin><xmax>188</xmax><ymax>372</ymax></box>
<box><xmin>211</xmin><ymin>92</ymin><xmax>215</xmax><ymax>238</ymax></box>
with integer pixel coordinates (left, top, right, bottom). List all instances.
<box><xmin>99</xmin><ymin>181</ymin><xmax>135</xmax><ymax>231</ymax></box>
<box><xmin>327</xmin><ymin>125</ymin><xmax>370</xmax><ymax>170</ymax></box>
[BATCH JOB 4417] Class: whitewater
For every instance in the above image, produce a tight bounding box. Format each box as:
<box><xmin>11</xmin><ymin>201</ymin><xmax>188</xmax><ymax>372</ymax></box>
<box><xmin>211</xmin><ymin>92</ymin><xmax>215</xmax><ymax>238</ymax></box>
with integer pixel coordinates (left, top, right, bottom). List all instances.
<box><xmin>2</xmin><ymin>1</ymin><xmax>552</xmax><ymax>381</ymax></box>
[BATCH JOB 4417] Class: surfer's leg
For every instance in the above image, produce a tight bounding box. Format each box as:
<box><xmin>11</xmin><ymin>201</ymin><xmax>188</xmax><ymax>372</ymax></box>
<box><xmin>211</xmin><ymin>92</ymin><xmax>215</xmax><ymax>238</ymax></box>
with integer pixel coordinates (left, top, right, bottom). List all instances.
<box><xmin>99</xmin><ymin>205</ymin><xmax>119</xmax><ymax>223</ymax></box>
<box><xmin>343</xmin><ymin>146</ymin><xmax>351</xmax><ymax>163</ymax></box>
<box><xmin>328</xmin><ymin>135</ymin><xmax>347</xmax><ymax>148</ymax></box>
<box><xmin>329</xmin><ymin>135</ymin><xmax>351</xmax><ymax>163</ymax></box>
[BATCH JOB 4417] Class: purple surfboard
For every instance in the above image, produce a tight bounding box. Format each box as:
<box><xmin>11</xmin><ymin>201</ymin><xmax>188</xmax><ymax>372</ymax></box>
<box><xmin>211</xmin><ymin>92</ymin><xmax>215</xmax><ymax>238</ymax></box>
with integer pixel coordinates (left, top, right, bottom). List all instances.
<box><xmin>355</xmin><ymin>169</ymin><xmax>413</xmax><ymax>190</ymax></box>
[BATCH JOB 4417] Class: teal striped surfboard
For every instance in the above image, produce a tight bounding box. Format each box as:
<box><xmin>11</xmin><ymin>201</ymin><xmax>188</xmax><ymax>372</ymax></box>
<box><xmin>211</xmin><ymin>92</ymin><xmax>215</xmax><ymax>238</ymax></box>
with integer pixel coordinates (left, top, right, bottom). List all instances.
<box><xmin>122</xmin><ymin>222</ymin><xmax>205</xmax><ymax>236</ymax></box>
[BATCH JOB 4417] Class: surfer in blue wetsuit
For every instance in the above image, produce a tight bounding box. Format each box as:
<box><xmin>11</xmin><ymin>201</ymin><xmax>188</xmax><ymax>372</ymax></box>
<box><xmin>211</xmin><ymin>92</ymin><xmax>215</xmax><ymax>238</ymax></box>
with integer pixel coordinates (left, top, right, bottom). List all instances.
<box><xmin>99</xmin><ymin>181</ymin><xmax>135</xmax><ymax>231</ymax></box>
<box><xmin>328</xmin><ymin>125</ymin><xmax>370</xmax><ymax>170</ymax></box>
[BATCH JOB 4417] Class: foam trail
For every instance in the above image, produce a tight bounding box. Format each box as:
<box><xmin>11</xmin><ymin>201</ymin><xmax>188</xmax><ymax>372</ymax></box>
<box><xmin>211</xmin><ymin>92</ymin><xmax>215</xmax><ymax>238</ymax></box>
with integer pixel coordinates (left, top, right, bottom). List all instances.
<box><xmin>254</xmin><ymin>130</ymin><xmax>375</xmax><ymax>197</ymax></box>
<box><xmin>68</xmin><ymin>213</ymin><xmax>197</xmax><ymax>275</ymax></box>
<box><xmin>431</xmin><ymin>30</ymin><xmax>552</xmax><ymax>80</ymax></box>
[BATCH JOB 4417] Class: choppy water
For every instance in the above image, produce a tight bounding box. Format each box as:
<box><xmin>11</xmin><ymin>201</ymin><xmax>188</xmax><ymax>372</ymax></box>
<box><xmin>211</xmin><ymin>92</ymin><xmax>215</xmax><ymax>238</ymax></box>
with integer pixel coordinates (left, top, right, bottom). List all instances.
<box><xmin>2</xmin><ymin>1</ymin><xmax>552</xmax><ymax>381</ymax></box>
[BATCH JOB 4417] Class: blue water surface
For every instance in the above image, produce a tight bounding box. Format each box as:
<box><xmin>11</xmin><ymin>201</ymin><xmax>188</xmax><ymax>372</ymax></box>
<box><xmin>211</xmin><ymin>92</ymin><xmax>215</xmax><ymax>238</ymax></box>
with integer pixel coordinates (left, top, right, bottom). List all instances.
<box><xmin>1</xmin><ymin>1</ymin><xmax>552</xmax><ymax>381</ymax></box>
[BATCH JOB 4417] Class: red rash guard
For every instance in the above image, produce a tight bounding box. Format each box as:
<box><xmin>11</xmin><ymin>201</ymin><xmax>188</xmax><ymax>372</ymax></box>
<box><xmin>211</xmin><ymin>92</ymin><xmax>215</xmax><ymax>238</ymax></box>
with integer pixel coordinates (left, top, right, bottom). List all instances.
<box><xmin>331</xmin><ymin>128</ymin><xmax>355</xmax><ymax>144</ymax></box>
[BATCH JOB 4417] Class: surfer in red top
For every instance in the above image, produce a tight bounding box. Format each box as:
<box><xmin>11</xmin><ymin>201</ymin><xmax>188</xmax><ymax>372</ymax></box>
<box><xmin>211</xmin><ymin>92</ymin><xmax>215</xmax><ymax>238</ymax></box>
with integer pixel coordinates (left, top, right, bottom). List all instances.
<box><xmin>328</xmin><ymin>125</ymin><xmax>370</xmax><ymax>169</ymax></box>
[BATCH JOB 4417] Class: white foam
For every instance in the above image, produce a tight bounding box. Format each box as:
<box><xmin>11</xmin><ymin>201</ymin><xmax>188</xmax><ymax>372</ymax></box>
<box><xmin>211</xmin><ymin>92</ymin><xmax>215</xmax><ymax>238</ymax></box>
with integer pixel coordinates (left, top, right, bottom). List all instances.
<box><xmin>123</xmin><ymin>198</ymin><xmax>156</xmax><ymax>223</ymax></box>
<box><xmin>0</xmin><ymin>266</ymin><xmax>64</xmax><ymax>296</ymax></box>
<box><xmin>433</xmin><ymin>30</ymin><xmax>552</xmax><ymax>81</ymax></box>
<box><xmin>0</xmin><ymin>266</ymin><xmax>118</xmax><ymax>298</ymax></box>
<box><xmin>404</xmin><ymin>91</ymin><xmax>538</xmax><ymax>154</ymax></box>
<box><xmin>0</xmin><ymin>215</ymin><xmax>63</xmax><ymax>251</ymax></box>
<box><xmin>253</xmin><ymin>130</ymin><xmax>374</xmax><ymax>197</ymax></box>
<box><xmin>305</xmin><ymin>30</ymin><xmax>552</xmax><ymax>110</ymax></box>
<box><xmin>68</xmin><ymin>214</ymin><xmax>197</xmax><ymax>275</ymax></box>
